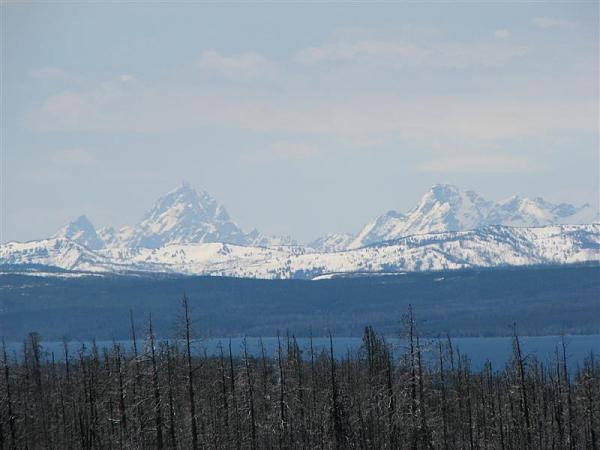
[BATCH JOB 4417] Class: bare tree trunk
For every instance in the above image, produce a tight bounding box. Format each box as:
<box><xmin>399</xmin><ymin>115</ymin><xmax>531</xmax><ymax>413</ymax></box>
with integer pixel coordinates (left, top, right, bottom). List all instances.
<box><xmin>218</xmin><ymin>343</ymin><xmax>229</xmax><ymax>444</ymax></box>
<box><xmin>438</xmin><ymin>340</ymin><xmax>449</xmax><ymax>450</ymax></box>
<box><xmin>584</xmin><ymin>352</ymin><xmax>598</xmax><ymax>450</ymax></box>
<box><xmin>182</xmin><ymin>295</ymin><xmax>199</xmax><ymax>450</ymax></box>
<box><xmin>329</xmin><ymin>332</ymin><xmax>343</xmax><ymax>450</ymax></box>
<box><xmin>416</xmin><ymin>335</ymin><xmax>432</xmax><ymax>450</ymax></box>
<box><xmin>407</xmin><ymin>305</ymin><xmax>419</xmax><ymax>450</ymax></box>
<box><xmin>513</xmin><ymin>327</ymin><xmax>532</xmax><ymax>449</ymax></box>
<box><xmin>114</xmin><ymin>343</ymin><xmax>127</xmax><ymax>447</ymax></box>
<box><xmin>148</xmin><ymin>314</ymin><xmax>164</xmax><ymax>450</ymax></box>
<box><xmin>562</xmin><ymin>336</ymin><xmax>575</xmax><ymax>450</ymax></box>
<box><xmin>293</xmin><ymin>336</ymin><xmax>307</xmax><ymax>449</ymax></box>
<box><xmin>2</xmin><ymin>339</ymin><xmax>17</xmax><ymax>450</ymax></box>
<box><xmin>129</xmin><ymin>309</ymin><xmax>144</xmax><ymax>446</ymax></box>
<box><xmin>277</xmin><ymin>334</ymin><xmax>287</xmax><ymax>449</ymax></box>
<box><xmin>243</xmin><ymin>339</ymin><xmax>257</xmax><ymax>450</ymax></box>
<box><xmin>229</xmin><ymin>339</ymin><xmax>241</xmax><ymax>450</ymax></box>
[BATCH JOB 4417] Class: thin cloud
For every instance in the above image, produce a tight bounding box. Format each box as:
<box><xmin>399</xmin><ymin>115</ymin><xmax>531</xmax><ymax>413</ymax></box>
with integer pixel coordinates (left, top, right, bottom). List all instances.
<box><xmin>494</xmin><ymin>29</ymin><xmax>511</xmax><ymax>40</ymax></box>
<box><xmin>533</xmin><ymin>17</ymin><xmax>578</xmax><ymax>29</ymax></box>
<box><xmin>29</xmin><ymin>67</ymin><xmax>82</xmax><ymax>83</ymax></box>
<box><xmin>119</xmin><ymin>74</ymin><xmax>136</xmax><ymax>83</ymax></box>
<box><xmin>418</xmin><ymin>154</ymin><xmax>542</xmax><ymax>174</ymax></box>
<box><xmin>297</xmin><ymin>40</ymin><xmax>428</xmax><ymax>65</ymax></box>
<box><xmin>51</xmin><ymin>149</ymin><xmax>95</xmax><ymax>166</ymax></box>
<box><xmin>199</xmin><ymin>50</ymin><xmax>277</xmax><ymax>81</ymax></box>
<box><xmin>295</xmin><ymin>38</ymin><xmax>527</xmax><ymax>68</ymax></box>
<box><xmin>270</xmin><ymin>141</ymin><xmax>319</xmax><ymax>160</ymax></box>
<box><xmin>28</xmin><ymin>81</ymin><xmax>597</xmax><ymax>145</ymax></box>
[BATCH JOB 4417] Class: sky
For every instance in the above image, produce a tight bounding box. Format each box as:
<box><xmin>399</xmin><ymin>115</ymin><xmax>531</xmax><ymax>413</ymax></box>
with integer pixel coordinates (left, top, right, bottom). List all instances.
<box><xmin>2</xmin><ymin>1</ymin><xmax>599</xmax><ymax>243</ymax></box>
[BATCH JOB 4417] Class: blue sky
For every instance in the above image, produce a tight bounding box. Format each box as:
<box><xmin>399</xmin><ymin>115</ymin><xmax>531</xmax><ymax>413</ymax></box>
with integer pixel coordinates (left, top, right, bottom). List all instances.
<box><xmin>3</xmin><ymin>1</ymin><xmax>598</xmax><ymax>242</ymax></box>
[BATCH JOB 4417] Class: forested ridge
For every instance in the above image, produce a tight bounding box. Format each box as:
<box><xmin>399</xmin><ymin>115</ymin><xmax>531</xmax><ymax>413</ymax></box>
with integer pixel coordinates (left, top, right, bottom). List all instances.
<box><xmin>1</xmin><ymin>299</ymin><xmax>598</xmax><ymax>450</ymax></box>
<box><xmin>2</xmin><ymin>262</ymin><xmax>599</xmax><ymax>339</ymax></box>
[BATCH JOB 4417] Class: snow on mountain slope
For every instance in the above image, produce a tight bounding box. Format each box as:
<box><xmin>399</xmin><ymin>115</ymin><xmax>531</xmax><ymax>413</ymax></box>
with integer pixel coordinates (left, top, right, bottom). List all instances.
<box><xmin>53</xmin><ymin>215</ymin><xmax>105</xmax><ymax>250</ymax></box>
<box><xmin>492</xmin><ymin>196</ymin><xmax>596</xmax><ymax>227</ymax></box>
<box><xmin>307</xmin><ymin>233</ymin><xmax>355</xmax><ymax>253</ymax></box>
<box><xmin>55</xmin><ymin>183</ymin><xmax>294</xmax><ymax>250</ymax></box>
<box><xmin>49</xmin><ymin>183</ymin><xmax>596</xmax><ymax>253</ymax></box>
<box><xmin>245</xmin><ymin>229</ymin><xmax>297</xmax><ymax>249</ymax></box>
<box><xmin>3</xmin><ymin>224</ymin><xmax>598</xmax><ymax>279</ymax></box>
<box><xmin>96</xmin><ymin>225</ymin><xmax>135</xmax><ymax>249</ymax></box>
<box><xmin>99</xmin><ymin>243</ymin><xmax>292</xmax><ymax>277</ymax></box>
<box><xmin>0</xmin><ymin>239</ymin><xmax>112</xmax><ymax>272</ymax></box>
<box><xmin>347</xmin><ymin>184</ymin><xmax>597</xmax><ymax>249</ymax></box>
<box><xmin>123</xmin><ymin>182</ymin><xmax>251</xmax><ymax>248</ymax></box>
<box><xmin>278</xmin><ymin>224</ymin><xmax>600</xmax><ymax>279</ymax></box>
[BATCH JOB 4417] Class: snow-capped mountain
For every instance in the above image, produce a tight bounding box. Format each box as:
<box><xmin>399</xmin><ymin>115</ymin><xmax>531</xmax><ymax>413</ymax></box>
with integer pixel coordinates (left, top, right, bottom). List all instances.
<box><xmin>307</xmin><ymin>233</ymin><xmax>355</xmax><ymax>253</ymax></box>
<box><xmin>96</xmin><ymin>225</ymin><xmax>135</xmax><ymax>249</ymax></box>
<box><xmin>46</xmin><ymin>183</ymin><xmax>598</xmax><ymax>252</ymax></box>
<box><xmin>491</xmin><ymin>195</ymin><xmax>596</xmax><ymax>227</ymax></box>
<box><xmin>0</xmin><ymin>238</ymin><xmax>114</xmax><ymax>272</ymax></box>
<box><xmin>53</xmin><ymin>215</ymin><xmax>105</xmax><ymax>251</ymax></box>
<box><xmin>122</xmin><ymin>183</ymin><xmax>251</xmax><ymax>248</ymax></box>
<box><xmin>245</xmin><ymin>229</ymin><xmax>297</xmax><ymax>249</ymax></box>
<box><xmin>347</xmin><ymin>184</ymin><xmax>597</xmax><ymax>249</ymax></box>
<box><xmin>60</xmin><ymin>183</ymin><xmax>294</xmax><ymax>250</ymax></box>
<box><xmin>2</xmin><ymin>183</ymin><xmax>597</xmax><ymax>279</ymax></box>
<box><xmin>2</xmin><ymin>225</ymin><xmax>598</xmax><ymax>279</ymax></box>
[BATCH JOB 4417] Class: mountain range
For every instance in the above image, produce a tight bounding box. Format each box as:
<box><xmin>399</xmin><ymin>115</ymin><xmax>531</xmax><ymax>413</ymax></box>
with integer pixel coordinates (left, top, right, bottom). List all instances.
<box><xmin>347</xmin><ymin>184</ymin><xmax>595</xmax><ymax>249</ymax></box>
<box><xmin>1</xmin><ymin>183</ymin><xmax>598</xmax><ymax>279</ymax></box>
<box><xmin>55</xmin><ymin>182</ymin><xmax>295</xmax><ymax>251</ymax></box>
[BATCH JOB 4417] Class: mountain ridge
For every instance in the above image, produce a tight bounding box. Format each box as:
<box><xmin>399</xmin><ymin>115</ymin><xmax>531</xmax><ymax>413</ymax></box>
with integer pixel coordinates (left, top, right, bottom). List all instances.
<box><xmin>2</xmin><ymin>224</ymin><xmax>598</xmax><ymax>279</ymax></box>
<box><xmin>44</xmin><ymin>183</ymin><xmax>599</xmax><ymax>252</ymax></box>
<box><xmin>2</xmin><ymin>183</ymin><xmax>597</xmax><ymax>279</ymax></box>
<box><xmin>65</xmin><ymin>183</ymin><xmax>296</xmax><ymax>250</ymax></box>
<box><xmin>348</xmin><ymin>184</ymin><xmax>596</xmax><ymax>249</ymax></box>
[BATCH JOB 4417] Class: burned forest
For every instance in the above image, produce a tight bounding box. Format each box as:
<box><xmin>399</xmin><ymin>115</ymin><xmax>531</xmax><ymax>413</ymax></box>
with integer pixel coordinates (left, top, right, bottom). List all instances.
<box><xmin>1</xmin><ymin>301</ymin><xmax>598</xmax><ymax>450</ymax></box>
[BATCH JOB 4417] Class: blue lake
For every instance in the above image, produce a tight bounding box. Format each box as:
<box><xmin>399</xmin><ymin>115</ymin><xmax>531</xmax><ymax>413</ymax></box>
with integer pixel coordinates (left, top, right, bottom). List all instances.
<box><xmin>5</xmin><ymin>334</ymin><xmax>599</xmax><ymax>371</ymax></box>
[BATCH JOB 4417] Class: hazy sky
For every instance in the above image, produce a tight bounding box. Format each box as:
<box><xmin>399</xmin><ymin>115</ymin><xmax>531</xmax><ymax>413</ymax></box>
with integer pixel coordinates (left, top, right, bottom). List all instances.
<box><xmin>3</xmin><ymin>1</ymin><xmax>599</xmax><ymax>243</ymax></box>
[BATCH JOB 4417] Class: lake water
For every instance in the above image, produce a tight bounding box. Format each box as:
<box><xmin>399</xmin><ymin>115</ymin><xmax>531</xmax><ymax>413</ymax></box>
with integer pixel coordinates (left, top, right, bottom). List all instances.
<box><xmin>5</xmin><ymin>335</ymin><xmax>599</xmax><ymax>371</ymax></box>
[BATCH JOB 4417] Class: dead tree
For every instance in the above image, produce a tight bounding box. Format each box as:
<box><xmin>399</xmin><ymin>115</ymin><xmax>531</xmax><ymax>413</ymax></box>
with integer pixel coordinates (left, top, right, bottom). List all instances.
<box><xmin>181</xmin><ymin>294</ymin><xmax>199</xmax><ymax>450</ymax></box>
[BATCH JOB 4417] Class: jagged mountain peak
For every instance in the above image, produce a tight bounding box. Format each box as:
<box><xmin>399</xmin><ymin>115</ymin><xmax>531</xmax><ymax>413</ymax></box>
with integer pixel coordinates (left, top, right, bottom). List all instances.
<box><xmin>307</xmin><ymin>233</ymin><xmax>354</xmax><ymax>253</ymax></box>
<box><xmin>420</xmin><ymin>184</ymin><xmax>488</xmax><ymax>205</ymax></box>
<box><xmin>144</xmin><ymin>182</ymin><xmax>230</xmax><ymax>224</ymax></box>
<box><xmin>347</xmin><ymin>185</ymin><xmax>597</xmax><ymax>250</ymax></box>
<box><xmin>50</xmin><ymin>183</ymin><xmax>293</xmax><ymax>250</ymax></box>
<box><xmin>27</xmin><ymin>183</ymin><xmax>600</xmax><ymax>256</ymax></box>
<box><xmin>124</xmin><ymin>183</ymin><xmax>245</xmax><ymax>248</ymax></box>
<box><xmin>53</xmin><ymin>215</ymin><xmax>104</xmax><ymax>250</ymax></box>
<box><xmin>347</xmin><ymin>185</ymin><xmax>491</xmax><ymax>249</ymax></box>
<box><xmin>59</xmin><ymin>214</ymin><xmax>94</xmax><ymax>231</ymax></box>
<box><xmin>412</xmin><ymin>185</ymin><xmax>491</xmax><ymax>219</ymax></box>
<box><xmin>3</xmin><ymin>224</ymin><xmax>599</xmax><ymax>278</ymax></box>
<box><xmin>427</xmin><ymin>183</ymin><xmax>461</xmax><ymax>200</ymax></box>
<box><xmin>498</xmin><ymin>194</ymin><xmax>521</xmax><ymax>207</ymax></box>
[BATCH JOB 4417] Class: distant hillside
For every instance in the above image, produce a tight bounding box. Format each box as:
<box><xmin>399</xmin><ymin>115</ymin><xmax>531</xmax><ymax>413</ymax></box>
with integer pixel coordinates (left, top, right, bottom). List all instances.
<box><xmin>0</xmin><ymin>263</ymin><xmax>598</xmax><ymax>340</ymax></box>
<box><xmin>3</xmin><ymin>183</ymin><xmax>597</xmax><ymax>279</ymax></box>
<box><xmin>2</xmin><ymin>224</ymin><xmax>598</xmax><ymax>277</ymax></box>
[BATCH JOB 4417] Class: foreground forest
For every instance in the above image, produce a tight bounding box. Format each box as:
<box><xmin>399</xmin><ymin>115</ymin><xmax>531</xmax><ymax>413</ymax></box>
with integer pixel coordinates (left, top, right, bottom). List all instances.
<box><xmin>1</xmin><ymin>300</ymin><xmax>599</xmax><ymax>450</ymax></box>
